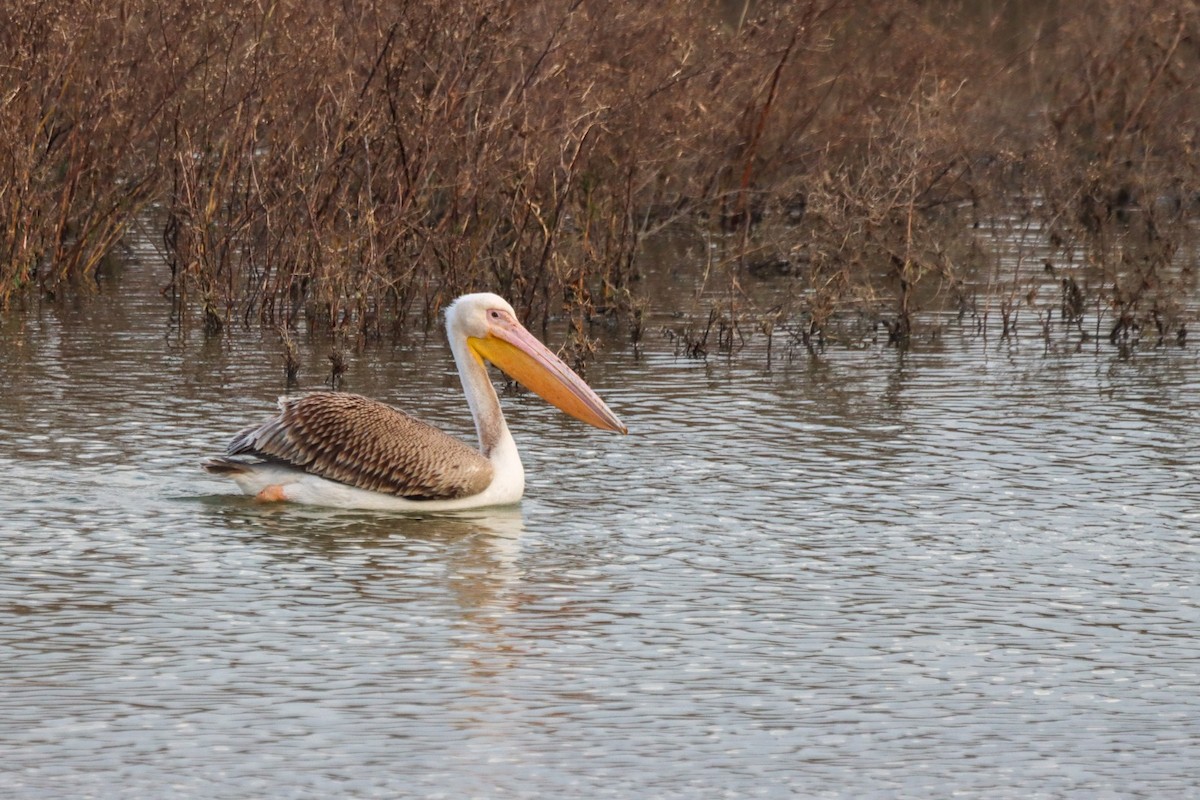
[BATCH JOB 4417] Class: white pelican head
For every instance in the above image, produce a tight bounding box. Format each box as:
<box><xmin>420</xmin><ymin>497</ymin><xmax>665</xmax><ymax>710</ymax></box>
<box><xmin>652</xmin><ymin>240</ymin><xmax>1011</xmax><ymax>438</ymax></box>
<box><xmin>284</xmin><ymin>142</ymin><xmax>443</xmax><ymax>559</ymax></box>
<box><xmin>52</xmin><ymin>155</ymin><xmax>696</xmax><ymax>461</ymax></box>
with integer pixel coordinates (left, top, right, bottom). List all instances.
<box><xmin>446</xmin><ymin>293</ymin><xmax>627</xmax><ymax>434</ymax></box>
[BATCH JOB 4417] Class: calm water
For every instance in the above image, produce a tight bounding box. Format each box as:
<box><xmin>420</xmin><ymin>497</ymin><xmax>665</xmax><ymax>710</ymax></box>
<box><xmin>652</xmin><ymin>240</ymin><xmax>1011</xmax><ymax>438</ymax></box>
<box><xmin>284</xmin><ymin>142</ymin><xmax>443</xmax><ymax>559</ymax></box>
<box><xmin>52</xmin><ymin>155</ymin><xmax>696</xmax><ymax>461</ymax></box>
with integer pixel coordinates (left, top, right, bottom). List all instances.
<box><xmin>2</xmin><ymin>261</ymin><xmax>1199</xmax><ymax>798</ymax></box>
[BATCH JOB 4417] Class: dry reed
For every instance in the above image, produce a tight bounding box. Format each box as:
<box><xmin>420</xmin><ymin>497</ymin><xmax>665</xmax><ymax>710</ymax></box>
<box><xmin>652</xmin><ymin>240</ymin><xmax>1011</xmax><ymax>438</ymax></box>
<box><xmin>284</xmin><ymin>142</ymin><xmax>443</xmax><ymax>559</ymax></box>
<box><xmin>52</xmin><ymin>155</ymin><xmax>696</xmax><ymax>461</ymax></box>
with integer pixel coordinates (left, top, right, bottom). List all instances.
<box><xmin>1</xmin><ymin>0</ymin><xmax>1197</xmax><ymax>352</ymax></box>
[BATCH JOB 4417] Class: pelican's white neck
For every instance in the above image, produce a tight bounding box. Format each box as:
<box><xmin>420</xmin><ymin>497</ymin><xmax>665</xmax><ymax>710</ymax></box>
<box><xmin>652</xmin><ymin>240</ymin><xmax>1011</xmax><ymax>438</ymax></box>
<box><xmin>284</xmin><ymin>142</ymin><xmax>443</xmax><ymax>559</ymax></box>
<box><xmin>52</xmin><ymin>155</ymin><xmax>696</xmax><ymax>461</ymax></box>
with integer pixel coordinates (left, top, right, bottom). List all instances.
<box><xmin>445</xmin><ymin>301</ymin><xmax>524</xmax><ymax>492</ymax></box>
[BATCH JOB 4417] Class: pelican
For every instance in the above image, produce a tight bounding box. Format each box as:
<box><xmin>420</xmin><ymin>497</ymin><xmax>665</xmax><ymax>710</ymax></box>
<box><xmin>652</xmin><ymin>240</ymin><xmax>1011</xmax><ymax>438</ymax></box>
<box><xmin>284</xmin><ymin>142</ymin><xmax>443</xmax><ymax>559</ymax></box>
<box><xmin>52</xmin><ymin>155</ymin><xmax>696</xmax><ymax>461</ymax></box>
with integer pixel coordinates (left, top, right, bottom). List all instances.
<box><xmin>204</xmin><ymin>293</ymin><xmax>626</xmax><ymax>510</ymax></box>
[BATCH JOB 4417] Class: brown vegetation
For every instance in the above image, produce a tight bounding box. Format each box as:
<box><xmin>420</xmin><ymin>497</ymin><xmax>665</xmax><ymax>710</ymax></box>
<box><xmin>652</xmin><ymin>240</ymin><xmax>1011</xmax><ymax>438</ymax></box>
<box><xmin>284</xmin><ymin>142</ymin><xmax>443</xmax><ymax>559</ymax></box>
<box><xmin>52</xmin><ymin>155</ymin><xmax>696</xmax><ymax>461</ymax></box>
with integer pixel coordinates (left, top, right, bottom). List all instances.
<box><xmin>1</xmin><ymin>0</ymin><xmax>1197</xmax><ymax>352</ymax></box>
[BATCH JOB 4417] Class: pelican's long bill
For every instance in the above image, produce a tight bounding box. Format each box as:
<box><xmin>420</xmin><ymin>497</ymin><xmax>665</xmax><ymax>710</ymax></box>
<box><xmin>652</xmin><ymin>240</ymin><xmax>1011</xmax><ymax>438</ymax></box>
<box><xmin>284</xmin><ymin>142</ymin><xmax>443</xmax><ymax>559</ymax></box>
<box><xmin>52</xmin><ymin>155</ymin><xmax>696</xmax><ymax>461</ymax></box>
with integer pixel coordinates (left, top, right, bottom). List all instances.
<box><xmin>469</xmin><ymin>310</ymin><xmax>627</xmax><ymax>434</ymax></box>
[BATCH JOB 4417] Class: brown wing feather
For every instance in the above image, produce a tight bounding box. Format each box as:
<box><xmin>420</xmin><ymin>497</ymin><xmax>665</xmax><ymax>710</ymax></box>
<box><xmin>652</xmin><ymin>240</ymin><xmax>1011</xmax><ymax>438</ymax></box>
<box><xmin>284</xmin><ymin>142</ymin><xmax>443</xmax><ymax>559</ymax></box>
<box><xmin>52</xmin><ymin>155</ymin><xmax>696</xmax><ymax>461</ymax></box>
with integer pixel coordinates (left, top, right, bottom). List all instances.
<box><xmin>227</xmin><ymin>392</ymin><xmax>493</xmax><ymax>500</ymax></box>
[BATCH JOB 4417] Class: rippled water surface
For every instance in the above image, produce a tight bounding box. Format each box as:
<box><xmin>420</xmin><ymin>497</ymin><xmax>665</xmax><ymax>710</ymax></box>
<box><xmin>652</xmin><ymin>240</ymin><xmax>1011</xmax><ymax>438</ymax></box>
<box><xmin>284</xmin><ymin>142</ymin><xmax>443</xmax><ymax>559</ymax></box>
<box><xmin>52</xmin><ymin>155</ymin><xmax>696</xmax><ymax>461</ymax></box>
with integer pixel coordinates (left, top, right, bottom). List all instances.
<box><xmin>3</xmin><ymin>265</ymin><xmax>1199</xmax><ymax>798</ymax></box>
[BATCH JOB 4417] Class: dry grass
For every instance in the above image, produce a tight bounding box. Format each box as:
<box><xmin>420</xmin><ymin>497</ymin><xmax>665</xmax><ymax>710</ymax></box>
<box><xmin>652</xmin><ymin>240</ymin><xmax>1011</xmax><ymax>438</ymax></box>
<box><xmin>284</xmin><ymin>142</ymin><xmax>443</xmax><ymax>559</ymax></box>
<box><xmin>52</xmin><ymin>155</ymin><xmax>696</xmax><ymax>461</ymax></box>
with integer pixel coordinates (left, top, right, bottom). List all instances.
<box><xmin>2</xmin><ymin>0</ymin><xmax>1198</xmax><ymax>352</ymax></box>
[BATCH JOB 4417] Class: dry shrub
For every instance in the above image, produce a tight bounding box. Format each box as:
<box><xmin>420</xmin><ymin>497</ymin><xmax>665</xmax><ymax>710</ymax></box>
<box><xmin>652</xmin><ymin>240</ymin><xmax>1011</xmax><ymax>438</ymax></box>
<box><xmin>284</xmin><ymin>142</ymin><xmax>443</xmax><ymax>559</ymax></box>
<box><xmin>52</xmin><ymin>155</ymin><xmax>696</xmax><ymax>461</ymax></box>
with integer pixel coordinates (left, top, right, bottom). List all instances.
<box><xmin>1030</xmin><ymin>0</ymin><xmax>1200</xmax><ymax>345</ymax></box>
<box><xmin>697</xmin><ymin>1</ymin><xmax>999</xmax><ymax>344</ymax></box>
<box><xmin>0</xmin><ymin>0</ymin><xmax>162</xmax><ymax>304</ymax></box>
<box><xmin>717</xmin><ymin>0</ymin><xmax>1200</xmax><ymax>349</ymax></box>
<box><xmin>1</xmin><ymin>0</ymin><xmax>1198</xmax><ymax>352</ymax></box>
<box><xmin>160</xmin><ymin>0</ymin><xmax>739</xmax><ymax>336</ymax></box>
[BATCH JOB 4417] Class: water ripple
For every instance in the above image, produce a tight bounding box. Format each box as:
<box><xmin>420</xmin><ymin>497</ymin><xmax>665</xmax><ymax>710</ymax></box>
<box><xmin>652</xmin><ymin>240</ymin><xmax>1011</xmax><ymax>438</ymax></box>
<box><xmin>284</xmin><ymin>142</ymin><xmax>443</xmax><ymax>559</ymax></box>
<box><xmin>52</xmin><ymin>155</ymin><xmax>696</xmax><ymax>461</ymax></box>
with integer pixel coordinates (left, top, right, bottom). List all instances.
<box><xmin>2</xmin><ymin>284</ymin><xmax>1200</xmax><ymax>797</ymax></box>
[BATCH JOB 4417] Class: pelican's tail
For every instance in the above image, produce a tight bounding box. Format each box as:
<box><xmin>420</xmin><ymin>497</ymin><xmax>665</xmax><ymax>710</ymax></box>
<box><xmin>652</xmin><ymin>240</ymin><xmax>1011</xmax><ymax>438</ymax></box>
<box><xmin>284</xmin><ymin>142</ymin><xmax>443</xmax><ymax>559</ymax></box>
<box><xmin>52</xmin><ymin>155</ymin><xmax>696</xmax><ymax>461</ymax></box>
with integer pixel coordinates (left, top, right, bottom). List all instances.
<box><xmin>203</xmin><ymin>457</ymin><xmax>253</xmax><ymax>476</ymax></box>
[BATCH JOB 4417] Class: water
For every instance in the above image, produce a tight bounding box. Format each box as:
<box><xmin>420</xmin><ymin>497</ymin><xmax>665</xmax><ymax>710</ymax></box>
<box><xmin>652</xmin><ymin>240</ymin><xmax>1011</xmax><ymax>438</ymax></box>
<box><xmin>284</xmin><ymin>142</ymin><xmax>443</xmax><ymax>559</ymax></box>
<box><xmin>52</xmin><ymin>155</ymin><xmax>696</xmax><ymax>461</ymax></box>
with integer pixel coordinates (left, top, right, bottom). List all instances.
<box><xmin>2</xmin><ymin>261</ymin><xmax>1199</xmax><ymax>798</ymax></box>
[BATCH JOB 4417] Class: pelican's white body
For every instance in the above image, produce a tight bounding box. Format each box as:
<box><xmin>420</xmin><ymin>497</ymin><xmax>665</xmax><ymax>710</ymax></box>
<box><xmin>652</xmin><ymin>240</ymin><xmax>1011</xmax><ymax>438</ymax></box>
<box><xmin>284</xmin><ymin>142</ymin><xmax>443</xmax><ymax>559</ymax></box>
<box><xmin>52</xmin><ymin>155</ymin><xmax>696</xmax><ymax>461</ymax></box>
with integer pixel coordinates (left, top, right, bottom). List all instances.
<box><xmin>222</xmin><ymin>436</ymin><xmax>525</xmax><ymax>511</ymax></box>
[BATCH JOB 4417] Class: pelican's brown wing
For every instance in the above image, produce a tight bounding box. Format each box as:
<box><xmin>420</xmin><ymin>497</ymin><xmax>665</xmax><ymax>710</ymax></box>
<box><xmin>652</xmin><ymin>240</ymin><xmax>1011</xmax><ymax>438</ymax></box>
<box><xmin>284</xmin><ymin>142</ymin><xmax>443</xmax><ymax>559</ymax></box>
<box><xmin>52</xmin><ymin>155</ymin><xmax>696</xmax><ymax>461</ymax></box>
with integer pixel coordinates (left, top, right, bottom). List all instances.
<box><xmin>226</xmin><ymin>392</ymin><xmax>493</xmax><ymax>500</ymax></box>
